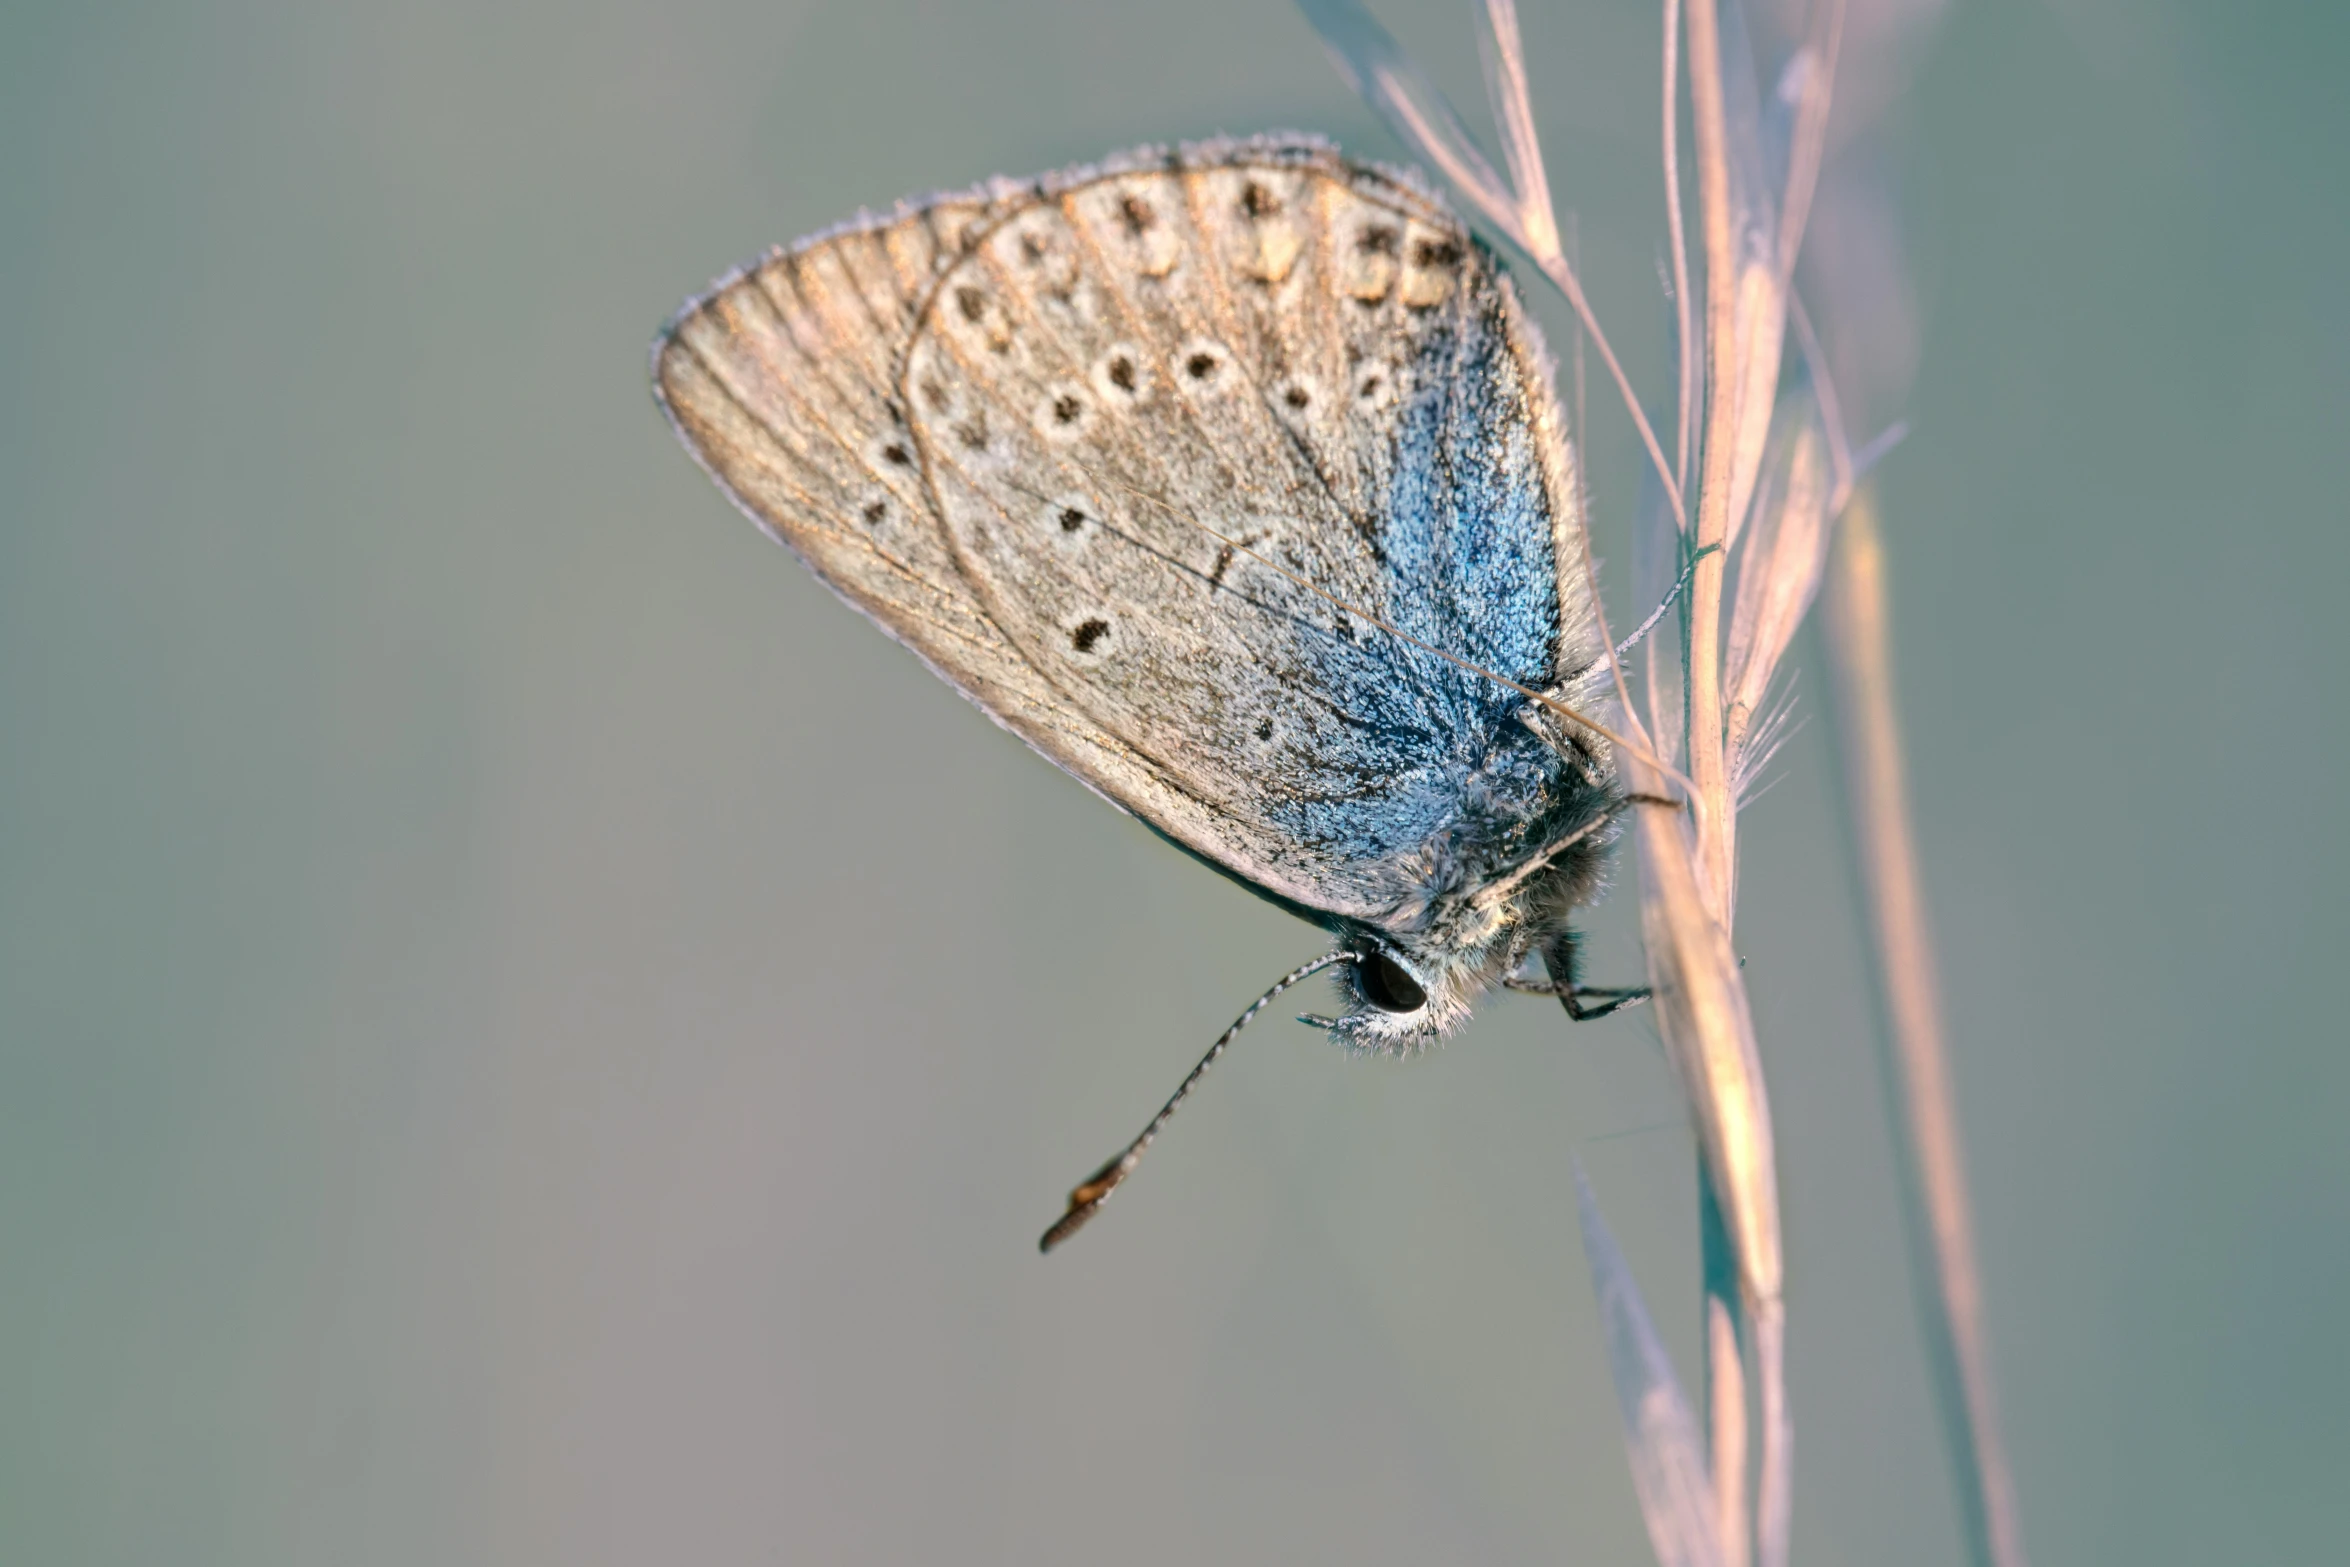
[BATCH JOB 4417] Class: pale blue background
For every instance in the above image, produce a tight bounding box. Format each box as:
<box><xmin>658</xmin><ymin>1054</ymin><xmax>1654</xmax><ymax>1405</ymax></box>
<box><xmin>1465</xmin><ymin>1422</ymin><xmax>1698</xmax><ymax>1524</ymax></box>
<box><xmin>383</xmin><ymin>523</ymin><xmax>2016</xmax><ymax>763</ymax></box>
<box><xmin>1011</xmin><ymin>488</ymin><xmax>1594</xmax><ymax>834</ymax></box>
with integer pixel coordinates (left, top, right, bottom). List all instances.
<box><xmin>3</xmin><ymin>1</ymin><xmax>2343</xmax><ymax>1563</ymax></box>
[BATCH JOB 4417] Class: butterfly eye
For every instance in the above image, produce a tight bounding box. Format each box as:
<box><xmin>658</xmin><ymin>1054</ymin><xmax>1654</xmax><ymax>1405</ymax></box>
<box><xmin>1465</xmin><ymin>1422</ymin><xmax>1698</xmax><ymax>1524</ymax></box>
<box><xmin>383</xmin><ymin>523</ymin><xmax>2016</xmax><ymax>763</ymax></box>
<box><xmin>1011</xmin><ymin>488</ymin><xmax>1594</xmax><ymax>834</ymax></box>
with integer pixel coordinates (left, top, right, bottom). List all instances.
<box><xmin>1358</xmin><ymin>950</ymin><xmax>1427</xmax><ymax>1013</ymax></box>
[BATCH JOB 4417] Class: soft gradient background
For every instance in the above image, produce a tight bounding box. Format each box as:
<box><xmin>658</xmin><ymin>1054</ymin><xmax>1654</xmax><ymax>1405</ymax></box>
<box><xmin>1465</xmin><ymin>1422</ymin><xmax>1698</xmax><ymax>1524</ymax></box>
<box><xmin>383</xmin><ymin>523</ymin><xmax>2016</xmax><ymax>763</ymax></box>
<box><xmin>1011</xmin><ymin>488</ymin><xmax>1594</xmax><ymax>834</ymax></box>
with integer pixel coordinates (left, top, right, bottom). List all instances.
<box><xmin>3</xmin><ymin>1</ymin><xmax>2343</xmax><ymax>1562</ymax></box>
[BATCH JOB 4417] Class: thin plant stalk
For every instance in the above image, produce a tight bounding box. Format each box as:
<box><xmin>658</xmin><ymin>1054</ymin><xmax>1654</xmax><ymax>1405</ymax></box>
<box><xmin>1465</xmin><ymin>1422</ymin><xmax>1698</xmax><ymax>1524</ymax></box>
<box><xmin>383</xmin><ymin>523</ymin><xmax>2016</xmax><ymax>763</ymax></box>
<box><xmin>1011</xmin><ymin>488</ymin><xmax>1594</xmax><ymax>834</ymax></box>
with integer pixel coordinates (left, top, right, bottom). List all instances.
<box><xmin>1581</xmin><ymin>1164</ymin><xmax>1730</xmax><ymax>1567</ymax></box>
<box><xmin>1682</xmin><ymin>6</ymin><xmax>1804</xmax><ymax>1559</ymax></box>
<box><xmin>1822</xmin><ymin>487</ymin><xmax>2029</xmax><ymax>1567</ymax></box>
<box><xmin>1772</xmin><ymin>0</ymin><xmax>1846</xmax><ymax>293</ymax></box>
<box><xmin>1625</xmin><ymin>749</ymin><xmax>1781</xmax><ymax>1567</ymax></box>
<box><xmin>1701</xmin><ymin>1182</ymin><xmax>1750</xmax><ymax>1567</ymax></box>
<box><xmin>1659</xmin><ymin>24</ymin><xmax>1740</xmax><ymax>1547</ymax></box>
<box><xmin>1679</xmin><ymin>0</ymin><xmax>1740</xmax><ymax>915</ymax></box>
<box><xmin>1681</xmin><ymin>4</ymin><xmax>1787</xmax><ymax>1558</ymax></box>
<box><xmin>1663</xmin><ymin>0</ymin><xmax>1693</xmax><ymax>494</ymax></box>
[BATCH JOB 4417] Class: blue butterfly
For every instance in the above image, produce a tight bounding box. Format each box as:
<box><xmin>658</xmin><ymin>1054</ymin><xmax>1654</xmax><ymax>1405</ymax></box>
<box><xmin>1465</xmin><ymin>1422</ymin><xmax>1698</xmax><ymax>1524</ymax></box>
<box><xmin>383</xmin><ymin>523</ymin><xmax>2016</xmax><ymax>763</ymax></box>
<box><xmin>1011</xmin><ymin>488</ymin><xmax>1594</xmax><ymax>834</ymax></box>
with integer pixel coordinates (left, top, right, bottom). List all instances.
<box><xmin>654</xmin><ymin>135</ymin><xmax>1644</xmax><ymax>1245</ymax></box>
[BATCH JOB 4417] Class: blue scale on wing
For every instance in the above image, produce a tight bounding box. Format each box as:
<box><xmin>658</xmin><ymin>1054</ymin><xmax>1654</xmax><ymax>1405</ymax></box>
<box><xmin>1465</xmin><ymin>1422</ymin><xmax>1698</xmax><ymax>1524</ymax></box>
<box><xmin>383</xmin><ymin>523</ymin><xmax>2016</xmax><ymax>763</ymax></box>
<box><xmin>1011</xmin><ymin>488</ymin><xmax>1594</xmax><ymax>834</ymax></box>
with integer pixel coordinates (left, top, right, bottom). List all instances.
<box><xmin>1256</xmin><ymin>283</ymin><xmax>1572</xmax><ymax>897</ymax></box>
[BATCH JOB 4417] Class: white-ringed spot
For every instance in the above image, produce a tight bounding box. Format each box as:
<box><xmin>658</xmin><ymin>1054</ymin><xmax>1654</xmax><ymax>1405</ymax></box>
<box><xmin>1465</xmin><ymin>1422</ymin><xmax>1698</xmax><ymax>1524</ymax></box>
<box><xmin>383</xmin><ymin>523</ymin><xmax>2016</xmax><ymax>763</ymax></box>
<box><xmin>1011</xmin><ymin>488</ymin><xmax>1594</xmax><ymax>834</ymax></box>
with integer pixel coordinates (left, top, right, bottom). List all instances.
<box><xmin>1034</xmin><ymin>381</ymin><xmax>1094</xmax><ymax>443</ymax></box>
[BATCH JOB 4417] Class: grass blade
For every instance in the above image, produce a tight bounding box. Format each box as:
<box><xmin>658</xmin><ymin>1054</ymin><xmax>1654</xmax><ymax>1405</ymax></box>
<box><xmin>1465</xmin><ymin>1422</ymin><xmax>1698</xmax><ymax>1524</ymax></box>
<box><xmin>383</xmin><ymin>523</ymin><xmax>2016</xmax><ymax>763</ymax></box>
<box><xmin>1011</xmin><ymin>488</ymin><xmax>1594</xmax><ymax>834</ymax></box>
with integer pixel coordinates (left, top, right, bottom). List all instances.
<box><xmin>1711</xmin><ymin>0</ymin><xmax>1786</xmax><ymax>554</ymax></box>
<box><xmin>1293</xmin><ymin>0</ymin><xmax>1523</xmax><ymax>247</ymax></box>
<box><xmin>1476</xmin><ymin>0</ymin><xmax>1560</xmax><ymax>261</ymax></box>
<box><xmin>1725</xmin><ymin>388</ymin><xmax>1834</xmax><ymax>799</ymax></box>
<box><xmin>1576</xmin><ymin>1165</ymin><xmax>1727</xmax><ymax>1567</ymax></box>
<box><xmin>1297</xmin><ymin>0</ymin><xmax>1690</xmax><ymax>531</ymax></box>
<box><xmin>1822</xmin><ymin>488</ymin><xmax>2031</xmax><ymax>1567</ymax></box>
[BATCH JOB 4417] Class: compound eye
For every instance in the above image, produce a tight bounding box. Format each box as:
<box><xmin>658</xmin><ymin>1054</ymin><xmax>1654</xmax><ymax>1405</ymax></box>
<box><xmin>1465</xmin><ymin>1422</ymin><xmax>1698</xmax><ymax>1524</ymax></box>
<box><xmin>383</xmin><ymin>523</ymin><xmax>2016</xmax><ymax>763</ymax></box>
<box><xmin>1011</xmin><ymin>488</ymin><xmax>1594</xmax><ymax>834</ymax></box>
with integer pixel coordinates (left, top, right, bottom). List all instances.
<box><xmin>1358</xmin><ymin>949</ymin><xmax>1427</xmax><ymax>1013</ymax></box>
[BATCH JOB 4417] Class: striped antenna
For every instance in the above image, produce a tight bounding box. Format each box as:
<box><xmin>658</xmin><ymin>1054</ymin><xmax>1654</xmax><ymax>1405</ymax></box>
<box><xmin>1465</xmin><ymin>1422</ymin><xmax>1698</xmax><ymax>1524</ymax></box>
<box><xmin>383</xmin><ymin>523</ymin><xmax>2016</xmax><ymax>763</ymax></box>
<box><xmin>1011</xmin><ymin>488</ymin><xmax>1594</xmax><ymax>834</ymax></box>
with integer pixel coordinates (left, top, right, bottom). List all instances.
<box><xmin>1039</xmin><ymin>952</ymin><xmax>1357</xmax><ymax>1253</ymax></box>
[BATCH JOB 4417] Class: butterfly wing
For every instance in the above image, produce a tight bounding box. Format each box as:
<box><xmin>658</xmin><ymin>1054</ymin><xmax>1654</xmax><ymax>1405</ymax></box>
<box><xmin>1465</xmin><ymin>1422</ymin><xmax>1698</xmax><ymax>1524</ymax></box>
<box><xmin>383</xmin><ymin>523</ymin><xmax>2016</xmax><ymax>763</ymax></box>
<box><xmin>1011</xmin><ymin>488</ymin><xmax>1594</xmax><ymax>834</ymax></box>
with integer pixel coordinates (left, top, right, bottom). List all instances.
<box><xmin>654</xmin><ymin>175</ymin><xmax>1246</xmax><ymax>859</ymax></box>
<box><xmin>901</xmin><ymin>139</ymin><xmax>1608</xmax><ymax>921</ymax></box>
<box><xmin>654</xmin><ymin>136</ymin><xmax>1606</xmax><ymax>926</ymax></box>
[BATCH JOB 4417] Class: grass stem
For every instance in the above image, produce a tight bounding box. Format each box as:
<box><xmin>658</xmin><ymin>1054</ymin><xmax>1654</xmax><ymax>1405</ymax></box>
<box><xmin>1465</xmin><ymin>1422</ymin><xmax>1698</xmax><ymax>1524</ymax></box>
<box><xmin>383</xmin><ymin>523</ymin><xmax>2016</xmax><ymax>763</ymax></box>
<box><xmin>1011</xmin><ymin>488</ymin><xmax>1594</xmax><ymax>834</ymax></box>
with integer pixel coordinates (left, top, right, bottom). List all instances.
<box><xmin>1680</xmin><ymin>0</ymin><xmax>1739</xmax><ymax>920</ymax></box>
<box><xmin>1822</xmin><ymin>488</ymin><xmax>2029</xmax><ymax>1567</ymax></box>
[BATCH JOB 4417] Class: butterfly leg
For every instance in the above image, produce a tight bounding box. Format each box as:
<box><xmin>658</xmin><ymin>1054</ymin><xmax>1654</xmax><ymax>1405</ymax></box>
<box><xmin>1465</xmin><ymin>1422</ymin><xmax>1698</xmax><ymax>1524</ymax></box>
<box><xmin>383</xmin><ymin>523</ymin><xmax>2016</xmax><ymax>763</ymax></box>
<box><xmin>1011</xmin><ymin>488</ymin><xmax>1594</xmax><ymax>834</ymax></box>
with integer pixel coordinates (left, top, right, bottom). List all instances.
<box><xmin>1502</xmin><ymin>929</ymin><xmax>1653</xmax><ymax>1022</ymax></box>
<box><xmin>1612</xmin><ymin>542</ymin><xmax>1722</xmax><ymax>657</ymax></box>
<box><xmin>1501</xmin><ymin>971</ymin><xmax>1653</xmax><ymax>1019</ymax></box>
<box><xmin>1559</xmin><ymin>984</ymin><xmax>1652</xmax><ymax>1021</ymax></box>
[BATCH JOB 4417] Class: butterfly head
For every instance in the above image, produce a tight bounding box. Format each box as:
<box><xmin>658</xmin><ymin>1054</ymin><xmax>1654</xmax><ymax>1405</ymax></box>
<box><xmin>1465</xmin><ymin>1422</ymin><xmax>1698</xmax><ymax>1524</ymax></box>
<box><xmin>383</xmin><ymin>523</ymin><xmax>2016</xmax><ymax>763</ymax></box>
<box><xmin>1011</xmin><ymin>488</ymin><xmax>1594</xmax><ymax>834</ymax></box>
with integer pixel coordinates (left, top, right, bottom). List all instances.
<box><xmin>1311</xmin><ymin>936</ymin><xmax>1458</xmax><ymax>1052</ymax></box>
<box><xmin>1313</xmin><ymin>927</ymin><xmax>1536</xmax><ymax>1054</ymax></box>
<box><xmin>1316</xmin><ymin>796</ymin><xmax>1620</xmax><ymax>1053</ymax></box>
<box><xmin>1321</xmin><ymin>919</ymin><xmax>1569</xmax><ymax>1052</ymax></box>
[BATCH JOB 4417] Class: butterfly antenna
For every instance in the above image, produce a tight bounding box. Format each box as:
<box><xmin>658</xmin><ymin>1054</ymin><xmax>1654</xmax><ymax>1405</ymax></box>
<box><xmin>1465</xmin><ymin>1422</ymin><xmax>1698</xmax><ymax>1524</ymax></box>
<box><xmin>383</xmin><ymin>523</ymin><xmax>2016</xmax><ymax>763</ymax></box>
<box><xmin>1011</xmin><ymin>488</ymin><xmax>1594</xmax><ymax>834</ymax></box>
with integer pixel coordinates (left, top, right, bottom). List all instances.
<box><xmin>1039</xmin><ymin>951</ymin><xmax>1357</xmax><ymax>1253</ymax></box>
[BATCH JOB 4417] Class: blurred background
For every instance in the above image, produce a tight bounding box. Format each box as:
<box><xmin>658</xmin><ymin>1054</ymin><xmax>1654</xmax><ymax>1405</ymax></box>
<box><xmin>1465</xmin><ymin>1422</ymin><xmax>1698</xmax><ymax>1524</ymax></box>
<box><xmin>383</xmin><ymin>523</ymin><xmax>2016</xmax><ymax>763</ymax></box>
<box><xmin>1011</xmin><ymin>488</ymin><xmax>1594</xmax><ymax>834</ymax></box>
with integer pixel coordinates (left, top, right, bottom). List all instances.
<box><xmin>3</xmin><ymin>1</ymin><xmax>2343</xmax><ymax>1562</ymax></box>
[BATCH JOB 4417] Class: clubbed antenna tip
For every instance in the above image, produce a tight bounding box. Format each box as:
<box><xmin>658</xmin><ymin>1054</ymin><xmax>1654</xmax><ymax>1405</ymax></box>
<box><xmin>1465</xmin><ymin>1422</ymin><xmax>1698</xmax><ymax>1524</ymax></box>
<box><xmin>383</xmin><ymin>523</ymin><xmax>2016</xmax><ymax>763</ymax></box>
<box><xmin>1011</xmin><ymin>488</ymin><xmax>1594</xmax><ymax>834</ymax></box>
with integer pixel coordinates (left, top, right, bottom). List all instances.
<box><xmin>1038</xmin><ymin>1153</ymin><xmax>1137</xmax><ymax>1253</ymax></box>
<box><xmin>1035</xmin><ymin>952</ymin><xmax>1355</xmax><ymax>1254</ymax></box>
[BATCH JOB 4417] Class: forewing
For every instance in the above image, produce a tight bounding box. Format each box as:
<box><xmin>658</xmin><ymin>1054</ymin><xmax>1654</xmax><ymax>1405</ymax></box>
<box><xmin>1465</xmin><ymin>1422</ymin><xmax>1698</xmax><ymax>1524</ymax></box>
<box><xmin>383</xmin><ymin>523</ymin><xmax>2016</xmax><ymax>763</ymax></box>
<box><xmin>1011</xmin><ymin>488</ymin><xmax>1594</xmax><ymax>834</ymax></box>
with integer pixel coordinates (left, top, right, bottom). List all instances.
<box><xmin>904</xmin><ymin>139</ymin><xmax>1605</xmax><ymax>920</ymax></box>
<box><xmin>653</xmin><ymin>183</ymin><xmax>1250</xmax><ymax>864</ymax></box>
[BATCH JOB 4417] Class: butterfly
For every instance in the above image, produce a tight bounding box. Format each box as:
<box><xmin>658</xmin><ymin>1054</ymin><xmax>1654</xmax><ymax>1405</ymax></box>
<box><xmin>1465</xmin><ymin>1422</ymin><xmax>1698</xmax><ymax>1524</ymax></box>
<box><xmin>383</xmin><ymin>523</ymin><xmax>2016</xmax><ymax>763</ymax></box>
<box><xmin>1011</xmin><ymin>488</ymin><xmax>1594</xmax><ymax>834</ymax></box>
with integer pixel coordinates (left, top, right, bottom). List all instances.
<box><xmin>652</xmin><ymin>134</ymin><xmax>1646</xmax><ymax>1246</ymax></box>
